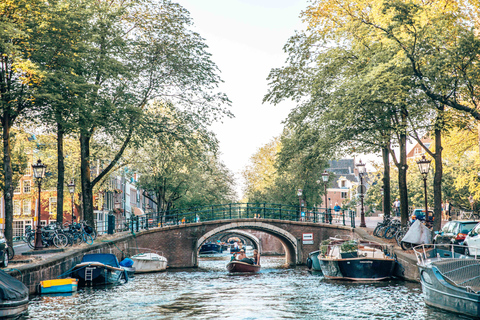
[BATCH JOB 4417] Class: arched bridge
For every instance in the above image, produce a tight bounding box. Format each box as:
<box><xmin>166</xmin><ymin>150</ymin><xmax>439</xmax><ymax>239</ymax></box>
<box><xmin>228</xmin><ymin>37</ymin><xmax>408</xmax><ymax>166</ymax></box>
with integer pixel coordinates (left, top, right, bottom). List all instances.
<box><xmin>117</xmin><ymin>203</ymin><xmax>357</xmax><ymax>267</ymax></box>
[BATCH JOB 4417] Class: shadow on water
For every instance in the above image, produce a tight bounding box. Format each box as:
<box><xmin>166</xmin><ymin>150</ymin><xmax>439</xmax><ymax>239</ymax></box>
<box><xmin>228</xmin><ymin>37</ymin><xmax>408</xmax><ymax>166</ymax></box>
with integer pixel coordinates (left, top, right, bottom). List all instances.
<box><xmin>20</xmin><ymin>255</ymin><xmax>478</xmax><ymax>320</ymax></box>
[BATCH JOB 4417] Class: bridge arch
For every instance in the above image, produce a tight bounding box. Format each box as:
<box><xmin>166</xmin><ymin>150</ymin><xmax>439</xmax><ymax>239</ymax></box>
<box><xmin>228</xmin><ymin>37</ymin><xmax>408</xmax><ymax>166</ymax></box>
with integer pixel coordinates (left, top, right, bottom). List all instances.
<box><xmin>196</xmin><ymin>221</ymin><xmax>299</xmax><ymax>266</ymax></box>
<box><xmin>213</xmin><ymin>230</ymin><xmax>260</xmax><ymax>250</ymax></box>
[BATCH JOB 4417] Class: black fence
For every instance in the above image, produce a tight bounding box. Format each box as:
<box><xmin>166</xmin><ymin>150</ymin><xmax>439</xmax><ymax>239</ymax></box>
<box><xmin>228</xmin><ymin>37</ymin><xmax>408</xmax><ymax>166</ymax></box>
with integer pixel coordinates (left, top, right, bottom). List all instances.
<box><xmin>96</xmin><ymin>203</ymin><xmax>357</xmax><ymax>235</ymax></box>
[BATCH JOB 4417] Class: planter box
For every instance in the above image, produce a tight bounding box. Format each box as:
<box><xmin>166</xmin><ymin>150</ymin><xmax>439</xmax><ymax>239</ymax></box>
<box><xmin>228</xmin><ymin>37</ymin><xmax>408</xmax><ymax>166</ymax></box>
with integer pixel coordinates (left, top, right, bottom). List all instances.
<box><xmin>341</xmin><ymin>252</ymin><xmax>358</xmax><ymax>259</ymax></box>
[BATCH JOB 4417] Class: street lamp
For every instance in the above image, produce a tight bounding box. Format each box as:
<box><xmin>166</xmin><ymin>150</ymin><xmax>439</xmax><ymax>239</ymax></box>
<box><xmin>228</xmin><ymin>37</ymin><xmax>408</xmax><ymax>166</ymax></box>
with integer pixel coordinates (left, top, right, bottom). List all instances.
<box><xmin>417</xmin><ymin>155</ymin><xmax>432</xmax><ymax>223</ymax></box>
<box><xmin>32</xmin><ymin>159</ymin><xmax>47</xmax><ymax>250</ymax></box>
<box><xmin>297</xmin><ymin>189</ymin><xmax>303</xmax><ymax>221</ymax></box>
<box><xmin>68</xmin><ymin>180</ymin><xmax>75</xmax><ymax>225</ymax></box>
<box><xmin>321</xmin><ymin>170</ymin><xmax>329</xmax><ymax>223</ymax></box>
<box><xmin>356</xmin><ymin>160</ymin><xmax>366</xmax><ymax>227</ymax></box>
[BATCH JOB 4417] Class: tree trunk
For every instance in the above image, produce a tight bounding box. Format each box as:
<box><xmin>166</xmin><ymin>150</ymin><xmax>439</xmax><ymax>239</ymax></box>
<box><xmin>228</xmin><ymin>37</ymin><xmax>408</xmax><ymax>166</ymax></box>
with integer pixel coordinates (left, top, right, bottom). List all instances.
<box><xmin>433</xmin><ymin>112</ymin><xmax>443</xmax><ymax>232</ymax></box>
<box><xmin>382</xmin><ymin>145</ymin><xmax>391</xmax><ymax>218</ymax></box>
<box><xmin>399</xmin><ymin>114</ymin><xmax>409</xmax><ymax>226</ymax></box>
<box><xmin>2</xmin><ymin>116</ymin><xmax>13</xmax><ymax>245</ymax></box>
<box><xmin>56</xmin><ymin>125</ymin><xmax>65</xmax><ymax>225</ymax></box>
<box><xmin>80</xmin><ymin>132</ymin><xmax>95</xmax><ymax>228</ymax></box>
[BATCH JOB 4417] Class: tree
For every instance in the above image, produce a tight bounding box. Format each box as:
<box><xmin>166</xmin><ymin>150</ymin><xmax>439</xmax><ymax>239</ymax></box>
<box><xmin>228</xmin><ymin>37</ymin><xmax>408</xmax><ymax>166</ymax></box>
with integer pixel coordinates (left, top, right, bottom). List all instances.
<box><xmin>0</xmin><ymin>0</ymin><xmax>47</xmax><ymax>244</ymax></box>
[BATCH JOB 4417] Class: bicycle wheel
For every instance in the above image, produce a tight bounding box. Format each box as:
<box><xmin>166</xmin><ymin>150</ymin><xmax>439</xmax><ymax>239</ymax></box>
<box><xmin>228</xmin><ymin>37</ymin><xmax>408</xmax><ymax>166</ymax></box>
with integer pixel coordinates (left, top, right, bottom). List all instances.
<box><xmin>396</xmin><ymin>231</ymin><xmax>406</xmax><ymax>246</ymax></box>
<box><xmin>83</xmin><ymin>233</ymin><xmax>94</xmax><ymax>245</ymax></box>
<box><xmin>401</xmin><ymin>241</ymin><xmax>413</xmax><ymax>251</ymax></box>
<box><xmin>53</xmin><ymin>233</ymin><xmax>68</xmax><ymax>248</ymax></box>
<box><xmin>373</xmin><ymin>225</ymin><xmax>383</xmax><ymax>237</ymax></box>
<box><xmin>384</xmin><ymin>226</ymin><xmax>397</xmax><ymax>239</ymax></box>
<box><xmin>27</xmin><ymin>235</ymin><xmax>35</xmax><ymax>249</ymax></box>
<box><xmin>6</xmin><ymin>246</ymin><xmax>14</xmax><ymax>260</ymax></box>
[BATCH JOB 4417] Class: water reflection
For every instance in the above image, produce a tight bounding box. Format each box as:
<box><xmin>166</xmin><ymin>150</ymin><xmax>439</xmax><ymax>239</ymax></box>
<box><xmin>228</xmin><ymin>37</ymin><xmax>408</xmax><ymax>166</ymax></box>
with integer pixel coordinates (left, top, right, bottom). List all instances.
<box><xmin>22</xmin><ymin>254</ymin><xmax>474</xmax><ymax>319</ymax></box>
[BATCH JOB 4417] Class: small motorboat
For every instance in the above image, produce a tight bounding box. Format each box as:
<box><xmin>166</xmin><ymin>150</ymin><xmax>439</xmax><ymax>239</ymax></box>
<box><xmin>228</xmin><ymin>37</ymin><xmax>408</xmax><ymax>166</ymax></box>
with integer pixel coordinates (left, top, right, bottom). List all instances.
<box><xmin>130</xmin><ymin>251</ymin><xmax>168</xmax><ymax>273</ymax></box>
<box><xmin>414</xmin><ymin>244</ymin><xmax>480</xmax><ymax>318</ymax></box>
<box><xmin>318</xmin><ymin>239</ymin><xmax>396</xmax><ymax>281</ymax></box>
<box><xmin>226</xmin><ymin>261</ymin><xmax>261</xmax><ymax>273</ymax></box>
<box><xmin>39</xmin><ymin>278</ymin><xmax>78</xmax><ymax>294</ymax></box>
<box><xmin>0</xmin><ymin>269</ymin><xmax>29</xmax><ymax>318</ymax></box>
<box><xmin>200</xmin><ymin>242</ymin><xmax>223</xmax><ymax>254</ymax></box>
<box><xmin>71</xmin><ymin>253</ymin><xmax>128</xmax><ymax>287</ymax></box>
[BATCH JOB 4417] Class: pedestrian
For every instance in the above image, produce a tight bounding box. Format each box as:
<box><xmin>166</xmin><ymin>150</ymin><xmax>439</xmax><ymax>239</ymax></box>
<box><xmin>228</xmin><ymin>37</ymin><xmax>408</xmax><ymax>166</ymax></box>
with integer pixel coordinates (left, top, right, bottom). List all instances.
<box><xmin>333</xmin><ymin>202</ymin><xmax>341</xmax><ymax>223</ymax></box>
<box><xmin>393</xmin><ymin>199</ymin><xmax>400</xmax><ymax>217</ymax></box>
<box><xmin>445</xmin><ymin>200</ymin><xmax>452</xmax><ymax>221</ymax></box>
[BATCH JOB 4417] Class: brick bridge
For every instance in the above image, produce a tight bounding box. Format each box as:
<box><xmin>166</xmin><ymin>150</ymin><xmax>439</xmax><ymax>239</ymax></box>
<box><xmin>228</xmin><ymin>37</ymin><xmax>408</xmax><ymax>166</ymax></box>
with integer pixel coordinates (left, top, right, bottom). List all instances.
<box><xmin>130</xmin><ymin>219</ymin><xmax>355</xmax><ymax>267</ymax></box>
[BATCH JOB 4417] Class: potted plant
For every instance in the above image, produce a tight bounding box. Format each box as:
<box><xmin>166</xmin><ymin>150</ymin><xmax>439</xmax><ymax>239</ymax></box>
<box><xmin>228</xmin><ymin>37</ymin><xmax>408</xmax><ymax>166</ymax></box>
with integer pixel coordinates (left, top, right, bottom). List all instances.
<box><xmin>320</xmin><ymin>239</ymin><xmax>331</xmax><ymax>256</ymax></box>
<box><xmin>340</xmin><ymin>241</ymin><xmax>358</xmax><ymax>258</ymax></box>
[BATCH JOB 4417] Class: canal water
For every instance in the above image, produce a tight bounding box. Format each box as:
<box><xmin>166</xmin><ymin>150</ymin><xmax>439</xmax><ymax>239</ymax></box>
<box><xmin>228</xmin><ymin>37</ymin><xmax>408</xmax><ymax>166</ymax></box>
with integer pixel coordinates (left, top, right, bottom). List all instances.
<box><xmin>23</xmin><ymin>255</ymin><xmax>472</xmax><ymax>320</ymax></box>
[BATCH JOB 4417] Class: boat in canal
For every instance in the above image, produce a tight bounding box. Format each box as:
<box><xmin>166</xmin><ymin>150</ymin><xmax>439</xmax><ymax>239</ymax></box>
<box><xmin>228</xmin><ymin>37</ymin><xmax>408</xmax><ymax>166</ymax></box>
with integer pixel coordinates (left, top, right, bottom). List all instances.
<box><xmin>226</xmin><ymin>260</ymin><xmax>261</xmax><ymax>273</ymax></box>
<box><xmin>130</xmin><ymin>250</ymin><xmax>168</xmax><ymax>273</ymax></box>
<box><xmin>72</xmin><ymin>253</ymin><xmax>128</xmax><ymax>287</ymax></box>
<box><xmin>318</xmin><ymin>239</ymin><xmax>396</xmax><ymax>281</ymax></box>
<box><xmin>0</xmin><ymin>269</ymin><xmax>29</xmax><ymax>318</ymax></box>
<box><xmin>414</xmin><ymin>244</ymin><xmax>480</xmax><ymax>318</ymax></box>
<box><xmin>306</xmin><ymin>250</ymin><xmax>322</xmax><ymax>272</ymax></box>
<box><xmin>199</xmin><ymin>242</ymin><xmax>223</xmax><ymax>254</ymax></box>
<box><xmin>39</xmin><ymin>278</ymin><xmax>78</xmax><ymax>294</ymax></box>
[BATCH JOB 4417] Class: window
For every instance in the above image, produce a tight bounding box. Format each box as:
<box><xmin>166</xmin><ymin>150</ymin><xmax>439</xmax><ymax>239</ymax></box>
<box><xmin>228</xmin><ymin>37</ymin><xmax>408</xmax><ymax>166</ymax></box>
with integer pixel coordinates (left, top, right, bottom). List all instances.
<box><xmin>23</xmin><ymin>180</ymin><xmax>31</xmax><ymax>194</ymax></box>
<box><xmin>49</xmin><ymin>197</ymin><xmax>57</xmax><ymax>214</ymax></box>
<box><xmin>24</xmin><ymin>165</ymin><xmax>31</xmax><ymax>176</ymax></box>
<box><xmin>341</xmin><ymin>180</ymin><xmax>346</xmax><ymax>188</ymax></box>
<box><xmin>341</xmin><ymin>192</ymin><xmax>348</xmax><ymax>199</ymax></box>
<box><xmin>13</xmin><ymin>183</ymin><xmax>21</xmax><ymax>194</ymax></box>
<box><xmin>13</xmin><ymin>200</ymin><xmax>21</xmax><ymax>215</ymax></box>
<box><xmin>23</xmin><ymin>200</ymin><xmax>31</xmax><ymax>216</ymax></box>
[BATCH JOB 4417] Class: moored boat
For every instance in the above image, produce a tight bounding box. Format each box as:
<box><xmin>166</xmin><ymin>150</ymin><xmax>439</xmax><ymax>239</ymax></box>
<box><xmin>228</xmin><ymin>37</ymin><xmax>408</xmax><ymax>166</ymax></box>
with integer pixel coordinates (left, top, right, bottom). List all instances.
<box><xmin>318</xmin><ymin>239</ymin><xmax>396</xmax><ymax>281</ymax></box>
<box><xmin>306</xmin><ymin>250</ymin><xmax>322</xmax><ymax>272</ymax></box>
<box><xmin>0</xmin><ymin>269</ymin><xmax>29</xmax><ymax>318</ymax></box>
<box><xmin>40</xmin><ymin>278</ymin><xmax>78</xmax><ymax>294</ymax></box>
<box><xmin>226</xmin><ymin>261</ymin><xmax>261</xmax><ymax>273</ymax></box>
<box><xmin>130</xmin><ymin>250</ymin><xmax>168</xmax><ymax>273</ymax></box>
<box><xmin>414</xmin><ymin>244</ymin><xmax>480</xmax><ymax>318</ymax></box>
<box><xmin>72</xmin><ymin>253</ymin><xmax>128</xmax><ymax>287</ymax></box>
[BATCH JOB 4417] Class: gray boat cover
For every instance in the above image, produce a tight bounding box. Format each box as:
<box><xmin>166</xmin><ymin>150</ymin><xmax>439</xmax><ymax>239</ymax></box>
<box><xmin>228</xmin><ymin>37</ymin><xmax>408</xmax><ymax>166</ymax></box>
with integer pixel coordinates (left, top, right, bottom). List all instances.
<box><xmin>432</xmin><ymin>259</ymin><xmax>480</xmax><ymax>293</ymax></box>
<box><xmin>0</xmin><ymin>269</ymin><xmax>28</xmax><ymax>301</ymax></box>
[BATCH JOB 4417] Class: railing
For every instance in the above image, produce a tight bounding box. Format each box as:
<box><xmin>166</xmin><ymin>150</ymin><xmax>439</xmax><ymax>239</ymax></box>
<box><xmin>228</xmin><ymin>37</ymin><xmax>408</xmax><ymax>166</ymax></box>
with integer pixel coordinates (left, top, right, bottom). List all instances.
<box><xmin>94</xmin><ymin>203</ymin><xmax>357</xmax><ymax>235</ymax></box>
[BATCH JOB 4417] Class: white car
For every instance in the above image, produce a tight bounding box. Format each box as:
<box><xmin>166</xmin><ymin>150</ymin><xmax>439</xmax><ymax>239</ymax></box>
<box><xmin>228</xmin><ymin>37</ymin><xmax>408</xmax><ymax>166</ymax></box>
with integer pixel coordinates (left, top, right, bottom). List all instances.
<box><xmin>462</xmin><ymin>222</ymin><xmax>480</xmax><ymax>256</ymax></box>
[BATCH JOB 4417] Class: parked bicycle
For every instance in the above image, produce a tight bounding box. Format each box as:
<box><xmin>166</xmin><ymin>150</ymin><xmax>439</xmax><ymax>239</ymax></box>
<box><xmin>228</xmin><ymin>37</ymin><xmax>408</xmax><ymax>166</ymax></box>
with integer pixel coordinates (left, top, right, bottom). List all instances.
<box><xmin>24</xmin><ymin>224</ymin><xmax>68</xmax><ymax>249</ymax></box>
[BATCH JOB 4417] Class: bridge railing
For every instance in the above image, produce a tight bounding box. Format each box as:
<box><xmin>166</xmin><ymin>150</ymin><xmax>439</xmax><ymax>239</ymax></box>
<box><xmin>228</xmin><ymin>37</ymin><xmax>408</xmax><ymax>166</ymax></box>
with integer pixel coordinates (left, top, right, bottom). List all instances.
<box><xmin>95</xmin><ymin>203</ymin><xmax>356</xmax><ymax>235</ymax></box>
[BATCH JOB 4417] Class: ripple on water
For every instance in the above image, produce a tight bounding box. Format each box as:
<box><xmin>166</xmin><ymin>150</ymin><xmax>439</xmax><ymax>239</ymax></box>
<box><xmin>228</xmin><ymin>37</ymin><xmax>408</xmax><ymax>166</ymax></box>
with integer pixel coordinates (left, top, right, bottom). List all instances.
<box><xmin>22</xmin><ymin>256</ymin><xmax>475</xmax><ymax>320</ymax></box>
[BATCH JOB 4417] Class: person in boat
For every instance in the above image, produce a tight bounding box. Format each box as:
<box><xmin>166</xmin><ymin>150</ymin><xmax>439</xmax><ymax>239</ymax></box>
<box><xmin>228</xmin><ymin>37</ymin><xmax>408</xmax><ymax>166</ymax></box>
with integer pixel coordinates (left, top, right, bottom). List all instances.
<box><xmin>230</xmin><ymin>252</ymin><xmax>236</xmax><ymax>261</ymax></box>
<box><xmin>236</xmin><ymin>249</ymin><xmax>247</xmax><ymax>260</ymax></box>
<box><xmin>253</xmin><ymin>249</ymin><xmax>260</xmax><ymax>266</ymax></box>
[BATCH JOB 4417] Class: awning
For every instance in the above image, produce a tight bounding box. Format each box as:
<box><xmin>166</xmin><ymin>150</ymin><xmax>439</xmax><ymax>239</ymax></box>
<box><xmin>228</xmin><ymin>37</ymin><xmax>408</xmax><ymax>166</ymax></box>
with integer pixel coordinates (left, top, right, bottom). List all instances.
<box><xmin>133</xmin><ymin>207</ymin><xmax>144</xmax><ymax>216</ymax></box>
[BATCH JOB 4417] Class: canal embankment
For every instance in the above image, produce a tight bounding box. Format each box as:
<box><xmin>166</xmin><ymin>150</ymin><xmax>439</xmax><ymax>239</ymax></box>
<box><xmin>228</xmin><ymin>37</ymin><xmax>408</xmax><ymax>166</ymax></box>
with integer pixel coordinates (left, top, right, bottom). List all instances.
<box><xmin>6</xmin><ymin>223</ymin><xmax>421</xmax><ymax>295</ymax></box>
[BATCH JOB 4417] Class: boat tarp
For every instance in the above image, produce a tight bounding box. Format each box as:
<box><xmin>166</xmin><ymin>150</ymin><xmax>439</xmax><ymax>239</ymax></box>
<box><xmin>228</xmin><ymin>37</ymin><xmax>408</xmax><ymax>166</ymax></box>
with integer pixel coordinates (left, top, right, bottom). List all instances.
<box><xmin>0</xmin><ymin>269</ymin><xmax>28</xmax><ymax>301</ymax></box>
<box><xmin>402</xmin><ymin>220</ymin><xmax>432</xmax><ymax>244</ymax></box>
<box><xmin>81</xmin><ymin>253</ymin><xmax>120</xmax><ymax>268</ymax></box>
<box><xmin>432</xmin><ymin>259</ymin><xmax>480</xmax><ymax>293</ymax></box>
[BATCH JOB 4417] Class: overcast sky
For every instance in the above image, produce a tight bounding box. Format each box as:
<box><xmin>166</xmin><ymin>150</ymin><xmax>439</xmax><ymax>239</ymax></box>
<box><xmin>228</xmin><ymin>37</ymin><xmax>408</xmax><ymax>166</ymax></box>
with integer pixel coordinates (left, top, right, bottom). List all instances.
<box><xmin>176</xmin><ymin>0</ymin><xmax>309</xmax><ymax>197</ymax></box>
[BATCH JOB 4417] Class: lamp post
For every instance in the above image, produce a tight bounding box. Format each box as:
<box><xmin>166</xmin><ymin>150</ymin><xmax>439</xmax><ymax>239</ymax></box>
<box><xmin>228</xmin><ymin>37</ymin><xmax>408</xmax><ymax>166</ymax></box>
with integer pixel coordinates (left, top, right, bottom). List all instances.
<box><xmin>297</xmin><ymin>189</ymin><xmax>303</xmax><ymax>221</ymax></box>
<box><xmin>68</xmin><ymin>180</ymin><xmax>75</xmax><ymax>225</ymax></box>
<box><xmin>356</xmin><ymin>160</ymin><xmax>366</xmax><ymax>227</ymax></box>
<box><xmin>322</xmin><ymin>170</ymin><xmax>329</xmax><ymax>223</ymax></box>
<box><xmin>32</xmin><ymin>159</ymin><xmax>47</xmax><ymax>250</ymax></box>
<box><xmin>417</xmin><ymin>155</ymin><xmax>432</xmax><ymax>222</ymax></box>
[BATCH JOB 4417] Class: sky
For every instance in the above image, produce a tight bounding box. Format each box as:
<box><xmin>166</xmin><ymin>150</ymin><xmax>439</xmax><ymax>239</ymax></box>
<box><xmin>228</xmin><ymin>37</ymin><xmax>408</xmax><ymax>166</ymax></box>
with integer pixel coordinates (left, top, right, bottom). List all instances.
<box><xmin>175</xmin><ymin>0</ymin><xmax>310</xmax><ymax>197</ymax></box>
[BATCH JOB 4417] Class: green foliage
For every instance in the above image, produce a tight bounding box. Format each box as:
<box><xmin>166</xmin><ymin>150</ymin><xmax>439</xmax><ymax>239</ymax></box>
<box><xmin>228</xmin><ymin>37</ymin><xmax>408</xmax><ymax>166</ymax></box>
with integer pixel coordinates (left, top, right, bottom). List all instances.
<box><xmin>340</xmin><ymin>240</ymin><xmax>358</xmax><ymax>253</ymax></box>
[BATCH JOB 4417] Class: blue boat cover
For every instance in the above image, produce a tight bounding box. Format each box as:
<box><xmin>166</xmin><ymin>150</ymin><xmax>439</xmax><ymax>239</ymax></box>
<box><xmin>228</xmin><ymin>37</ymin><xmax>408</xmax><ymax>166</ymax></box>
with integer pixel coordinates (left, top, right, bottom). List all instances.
<box><xmin>120</xmin><ymin>258</ymin><xmax>134</xmax><ymax>268</ymax></box>
<box><xmin>81</xmin><ymin>253</ymin><xmax>120</xmax><ymax>268</ymax></box>
<box><xmin>0</xmin><ymin>269</ymin><xmax>28</xmax><ymax>301</ymax></box>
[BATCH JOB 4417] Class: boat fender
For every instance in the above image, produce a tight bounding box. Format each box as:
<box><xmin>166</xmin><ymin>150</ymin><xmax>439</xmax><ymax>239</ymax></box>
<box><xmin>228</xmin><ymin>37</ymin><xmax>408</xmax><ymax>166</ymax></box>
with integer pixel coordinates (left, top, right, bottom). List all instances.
<box><xmin>306</xmin><ymin>257</ymin><xmax>312</xmax><ymax>269</ymax></box>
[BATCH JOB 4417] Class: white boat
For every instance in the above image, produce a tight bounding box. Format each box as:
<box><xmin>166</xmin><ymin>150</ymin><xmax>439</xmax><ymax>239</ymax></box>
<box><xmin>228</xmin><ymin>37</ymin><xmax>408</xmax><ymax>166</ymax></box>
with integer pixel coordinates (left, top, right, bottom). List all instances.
<box><xmin>130</xmin><ymin>250</ymin><xmax>168</xmax><ymax>273</ymax></box>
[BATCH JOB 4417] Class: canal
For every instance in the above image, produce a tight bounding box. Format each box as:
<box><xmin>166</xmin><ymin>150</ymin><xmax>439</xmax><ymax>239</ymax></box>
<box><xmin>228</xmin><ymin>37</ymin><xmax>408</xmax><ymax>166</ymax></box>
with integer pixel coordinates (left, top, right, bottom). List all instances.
<box><xmin>23</xmin><ymin>255</ymin><xmax>471</xmax><ymax>319</ymax></box>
